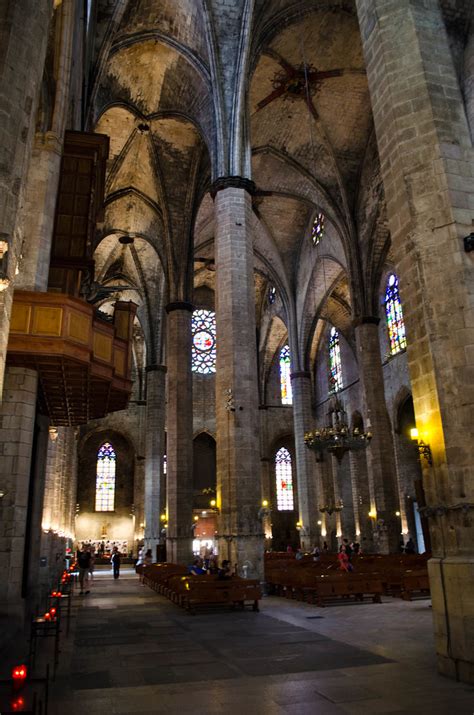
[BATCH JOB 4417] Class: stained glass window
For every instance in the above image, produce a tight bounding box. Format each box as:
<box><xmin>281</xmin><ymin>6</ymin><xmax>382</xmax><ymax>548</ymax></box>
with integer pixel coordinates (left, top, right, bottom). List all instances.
<box><xmin>192</xmin><ymin>309</ymin><xmax>216</xmax><ymax>374</ymax></box>
<box><xmin>279</xmin><ymin>344</ymin><xmax>292</xmax><ymax>405</ymax></box>
<box><xmin>385</xmin><ymin>273</ymin><xmax>407</xmax><ymax>355</ymax></box>
<box><xmin>275</xmin><ymin>447</ymin><xmax>294</xmax><ymax>511</ymax></box>
<box><xmin>311</xmin><ymin>212</ymin><xmax>325</xmax><ymax>245</ymax></box>
<box><xmin>328</xmin><ymin>326</ymin><xmax>343</xmax><ymax>393</ymax></box>
<box><xmin>95</xmin><ymin>442</ymin><xmax>116</xmax><ymax>512</ymax></box>
<box><xmin>268</xmin><ymin>285</ymin><xmax>276</xmax><ymax>304</ymax></box>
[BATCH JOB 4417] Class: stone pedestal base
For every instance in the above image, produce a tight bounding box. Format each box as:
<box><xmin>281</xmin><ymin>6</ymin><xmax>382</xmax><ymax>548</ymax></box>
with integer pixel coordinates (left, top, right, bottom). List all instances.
<box><xmin>429</xmin><ymin>557</ymin><xmax>474</xmax><ymax>684</ymax></box>
<box><xmin>217</xmin><ymin>534</ymin><xmax>264</xmax><ymax>580</ymax></box>
<box><xmin>166</xmin><ymin>536</ymin><xmax>192</xmax><ymax>566</ymax></box>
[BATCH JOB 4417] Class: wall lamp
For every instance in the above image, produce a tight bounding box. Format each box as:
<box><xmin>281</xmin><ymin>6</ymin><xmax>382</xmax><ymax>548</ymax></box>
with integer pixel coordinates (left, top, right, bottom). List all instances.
<box><xmin>209</xmin><ymin>499</ymin><xmax>220</xmax><ymax>514</ymax></box>
<box><xmin>258</xmin><ymin>499</ymin><xmax>271</xmax><ymax>519</ymax></box>
<box><xmin>410</xmin><ymin>428</ymin><xmax>433</xmax><ymax>465</ymax></box>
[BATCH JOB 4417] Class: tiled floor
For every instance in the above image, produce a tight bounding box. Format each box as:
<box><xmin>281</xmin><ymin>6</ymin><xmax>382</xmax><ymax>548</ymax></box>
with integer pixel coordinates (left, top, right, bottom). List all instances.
<box><xmin>44</xmin><ymin>569</ymin><xmax>474</xmax><ymax>714</ymax></box>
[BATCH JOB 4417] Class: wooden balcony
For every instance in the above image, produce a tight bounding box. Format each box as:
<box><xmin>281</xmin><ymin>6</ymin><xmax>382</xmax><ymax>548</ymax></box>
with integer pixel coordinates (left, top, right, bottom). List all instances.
<box><xmin>7</xmin><ymin>291</ymin><xmax>137</xmax><ymax>425</ymax></box>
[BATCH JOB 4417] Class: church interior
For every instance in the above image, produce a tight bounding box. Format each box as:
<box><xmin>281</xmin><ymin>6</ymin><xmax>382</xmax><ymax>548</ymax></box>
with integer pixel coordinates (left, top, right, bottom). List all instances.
<box><xmin>0</xmin><ymin>0</ymin><xmax>474</xmax><ymax>712</ymax></box>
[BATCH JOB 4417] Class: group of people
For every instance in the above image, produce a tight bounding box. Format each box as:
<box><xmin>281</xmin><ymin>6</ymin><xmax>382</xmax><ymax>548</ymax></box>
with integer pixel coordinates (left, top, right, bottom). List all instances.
<box><xmin>136</xmin><ymin>547</ymin><xmax>153</xmax><ymax>567</ymax></box>
<box><xmin>188</xmin><ymin>556</ymin><xmax>233</xmax><ymax>579</ymax></box>
<box><xmin>76</xmin><ymin>543</ymin><xmax>122</xmax><ymax>593</ymax></box>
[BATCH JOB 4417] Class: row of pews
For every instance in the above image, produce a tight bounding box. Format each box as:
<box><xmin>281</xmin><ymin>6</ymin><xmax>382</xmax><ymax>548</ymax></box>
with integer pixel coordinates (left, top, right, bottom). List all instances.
<box><xmin>265</xmin><ymin>553</ymin><xmax>430</xmax><ymax>607</ymax></box>
<box><xmin>138</xmin><ymin>563</ymin><xmax>262</xmax><ymax>614</ymax></box>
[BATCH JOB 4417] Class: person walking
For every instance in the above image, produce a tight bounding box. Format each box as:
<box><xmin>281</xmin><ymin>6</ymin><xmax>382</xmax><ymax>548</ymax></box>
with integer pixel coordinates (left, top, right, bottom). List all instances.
<box><xmin>111</xmin><ymin>546</ymin><xmax>121</xmax><ymax>579</ymax></box>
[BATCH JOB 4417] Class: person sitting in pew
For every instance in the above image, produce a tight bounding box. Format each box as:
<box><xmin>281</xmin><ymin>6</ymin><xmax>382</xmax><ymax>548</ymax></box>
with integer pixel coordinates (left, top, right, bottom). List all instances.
<box><xmin>338</xmin><ymin>545</ymin><xmax>353</xmax><ymax>572</ymax></box>
<box><xmin>188</xmin><ymin>557</ymin><xmax>206</xmax><ymax>575</ymax></box>
<box><xmin>217</xmin><ymin>559</ymin><xmax>232</xmax><ymax>580</ymax></box>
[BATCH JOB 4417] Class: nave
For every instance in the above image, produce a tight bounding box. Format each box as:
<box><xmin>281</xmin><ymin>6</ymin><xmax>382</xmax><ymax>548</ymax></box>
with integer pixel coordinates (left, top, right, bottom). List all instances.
<box><xmin>35</xmin><ymin>571</ymin><xmax>474</xmax><ymax>714</ymax></box>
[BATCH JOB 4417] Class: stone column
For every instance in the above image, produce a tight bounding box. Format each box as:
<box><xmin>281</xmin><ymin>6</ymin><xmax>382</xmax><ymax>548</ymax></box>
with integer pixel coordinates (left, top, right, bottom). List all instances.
<box><xmin>213</xmin><ymin>178</ymin><xmax>263</xmax><ymax>580</ymax></box>
<box><xmin>165</xmin><ymin>303</ymin><xmax>193</xmax><ymax>565</ymax></box>
<box><xmin>356</xmin><ymin>0</ymin><xmax>474</xmax><ymax>682</ymax></box>
<box><xmin>259</xmin><ymin>406</ymin><xmax>273</xmax><ymax>548</ymax></box>
<box><xmin>17</xmin><ymin>0</ymin><xmax>76</xmax><ymax>292</ymax></box>
<box><xmin>290</xmin><ymin>372</ymin><xmax>319</xmax><ymax>550</ymax></box>
<box><xmin>349</xmin><ymin>451</ymin><xmax>374</xmax><ymax>551</ymax></box>
<box><xmin>25</xmin><ymin>415</ymin><xmax>49</xmax><ymax>610</ymax></box>
<box><xmin>0</xmin><ymin>368</ymin><xmax>38</xmax><ymax>616</ymax></box>
<box><xmin>333</xmin><ymin>455</ymin><xmax>355</xmax><ymax>543</ymax></box>
<box><xmin>0</xmin><ymin>0</ymin><xmax>52</xmax><ymax>392</ymax></box>
<box><xmin>144</xmin><ymin>364</ymin><xmax>166</xmax><ymax>560</ymax></box>
<box><xmin>355</xmin><ymin>319</ymin><xmax>399</xmax><ymax>552</ymax></box>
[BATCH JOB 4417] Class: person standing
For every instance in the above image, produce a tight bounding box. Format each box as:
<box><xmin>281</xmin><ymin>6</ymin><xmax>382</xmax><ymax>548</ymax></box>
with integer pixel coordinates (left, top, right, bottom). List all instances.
<box><xmin>77</xmin><ymin>545</ymin><xmax>91</xmax><ymax>595</ymax></box>
<box><xmin>111</xmin><ymin>546</ymin><xmax>121</xmax><ymax>579</ymax></box>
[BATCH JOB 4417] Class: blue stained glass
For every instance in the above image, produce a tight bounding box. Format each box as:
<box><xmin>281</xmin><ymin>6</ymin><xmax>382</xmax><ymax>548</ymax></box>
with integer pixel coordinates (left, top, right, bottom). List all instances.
<box><xmin>328</xmin><ymin>326</ymin><xmax>343</xmax><ymax>393</ymax></box>
<box><xmin>311</xmin><ymin>213</ymin><xmax>325</xmax><ymax>245</ymax></box>
<box><xmin>95</xmin><ymin>442</ymin><xmax>116</xmax><ymax>512</ymax></box>
<box><xmin>385</xmin><ymin>274</ymin><xmax>407</xmax><ymax>356</ymax></box>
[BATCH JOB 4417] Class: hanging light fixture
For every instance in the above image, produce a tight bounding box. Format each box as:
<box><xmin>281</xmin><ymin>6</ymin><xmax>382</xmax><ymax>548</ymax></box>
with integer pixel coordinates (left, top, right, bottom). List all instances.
<box><xmin>304</xmin><ymin>398</ymin><xmax>372</xmax><ymax>462</ymax></box>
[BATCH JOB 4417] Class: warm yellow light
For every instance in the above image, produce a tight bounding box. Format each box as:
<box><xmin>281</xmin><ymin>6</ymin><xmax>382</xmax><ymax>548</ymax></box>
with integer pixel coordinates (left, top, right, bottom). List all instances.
<box><xmin>368</xmin><ymin>509</ymin><xmax>377</xmax><ymax>519</ymax></box>
<box><xmin>296</xmin><ymin>520</ymin><xmax>303</xmax><ymax>528</ymax></box>
<box><xmin>193</xmin><ymin>515</ymin><xmax>199</xmax><ymax>521</ymax></box>
<box><xmin>321</xmin><ymin>528</ymin><xmax>327</xmax><ymax>537</ymax></box>
<box><xmin>317</xmin><ymin>520</ymin><xmax>322</xmax><ymax>525</ymax></box>
<box><xmin>164</xmin><ymin>522</ymin><xmax>168</xmax><ymax>529</ymax></box>
<box><xmin>210</xmin><ymin>499</ymin><xmax>216</xmax><ymax>507</ymax></box>
<box><xmin>395</xmin><ymin>511</ymin><xmax>401</xmax><ymax>517</ymax></box>
<box><xmin>262</xmin><ymin>499</ymin><xmax>269</xmax><ymax>508</ymax></box>
<box><xmin>160</xmin><ymin>513</ymin><xmax>166</xmax><ymax>521</ymax></box>
<box><xmin>410</xmin><ymin>427</ymin><xmax>419</xmax><ymax>441</ymax></box>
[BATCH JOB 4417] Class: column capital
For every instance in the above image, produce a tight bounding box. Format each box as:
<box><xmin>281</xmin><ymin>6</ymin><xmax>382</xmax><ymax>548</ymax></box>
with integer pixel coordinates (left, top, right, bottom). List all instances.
<box><xmin>165</xmin><ymin>301</ymin><xmax>194</xmax><ymax>314</ymax></box>
<box><xmin>210</xmin><ymin>176</ymin><xmax>256</xmax><ymax>198</ymax></box>
<box><xmin>145</xmin><ymin>364</ymin><xmax>167</xmax><ymax>373</ymax></box>
<box><xmin>290</xmin><ymin>371</ymin><xmax>311</xmax><ymax>380</ymax></box>
<box><xmin>353</xmin><ymin>315</ymin><xmax>380</xmax><ymax>327</ymax></box>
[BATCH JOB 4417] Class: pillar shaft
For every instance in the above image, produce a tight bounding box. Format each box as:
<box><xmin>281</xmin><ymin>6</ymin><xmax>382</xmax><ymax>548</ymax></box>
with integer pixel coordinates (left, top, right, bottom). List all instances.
<box><xmin>0</xmin><ymin>367</ymin><xmax>38</xmax><ymax>610</ymax></box>
<box><xmin>165</xmin><ymin>306</ymin><xmax>193</xmax><ymax>564</ymax></box>
<box><xmin>0</xmin><ymin>0</ymin><xmax>52</xmax><ymax>391</ymax></box>
<box><xmin>214</xmin><ymin>182</ymin><xmax>263</xmax><ymax>579</ymax></box>
<box><xmin>144</xmin><ymin>365</ymin><xmax>166</xmax><ymax>559</ymax></box>
<box><xmin>355</xmin><ymin>321</ymin><xmax>399</xmax><ymax>552</ymax></box>
<box><xmin>349</xmin><ymin>451</ymin><xmax>374</xmax><ymax>551</ymax></box>
<box><xmin>356</xmin><ymin>0</ymin><xmax>474</xmax><ymax>681</ymax></box>
<box><xmin>291</xmin><ymin>372</ymin><xmax>319</xmax><ymax>550</ymax></box>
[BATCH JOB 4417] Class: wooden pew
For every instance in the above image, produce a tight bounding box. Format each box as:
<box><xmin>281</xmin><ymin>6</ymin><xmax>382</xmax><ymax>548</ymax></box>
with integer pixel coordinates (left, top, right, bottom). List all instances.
<box><xmin>139</xmin><ymin>564</ymin><xmax>262</xmax><ymax>614</ymax></box>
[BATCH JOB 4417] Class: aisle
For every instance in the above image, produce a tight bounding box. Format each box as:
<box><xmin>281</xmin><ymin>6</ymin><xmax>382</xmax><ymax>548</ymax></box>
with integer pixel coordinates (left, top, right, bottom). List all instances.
<box><xmin>48</xmin><ymin>571</ymin><xmax>474</xmax><ymax>715</ymax></box>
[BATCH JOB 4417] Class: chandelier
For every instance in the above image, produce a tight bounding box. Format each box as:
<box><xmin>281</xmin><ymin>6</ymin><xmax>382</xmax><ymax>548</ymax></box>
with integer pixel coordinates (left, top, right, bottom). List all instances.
<box><xmin>304</xmin><ymin>399</ymin><xmax>372</xmax><ymax>462</ymax></box>
<box><xmin>319</xmin><ymin>500</ymin><xmax>344</xmax><ymax>515</ymax></box>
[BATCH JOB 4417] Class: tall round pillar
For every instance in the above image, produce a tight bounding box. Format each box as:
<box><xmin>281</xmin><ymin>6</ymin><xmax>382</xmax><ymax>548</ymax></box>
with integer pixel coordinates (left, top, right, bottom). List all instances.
<box><xmin>144</xmin><ymin>364</ymin><xmax>167</xmax><ymax>559</ymax></box>
<box><xmin>165</xmin><ymin>303</ymin><xmax>193</xmax><ymax>565</ymax></box>
<box><xmin>213</xmin><ymin>178</ymin><xmax>263</xmax><ymax>580</ymax></box>
<box><xmin>290</xmin><ymin>371</ymin><xmax>319</xmax><ymax>550</ymax></box>
<box><xmin>355</xmin><ymin>318</ymin><xmax>399</xmax><ymax>552</ymax></box>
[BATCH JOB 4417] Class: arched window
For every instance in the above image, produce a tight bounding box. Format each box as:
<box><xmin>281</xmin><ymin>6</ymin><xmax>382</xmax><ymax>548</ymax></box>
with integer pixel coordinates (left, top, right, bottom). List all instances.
<box><xmin>192</xmin><ymin>309</ymin><xmax>216</xmax><ymax>374</ymax></box>
<box><xmin>268</xmin><ymin>285</ymin><xmax>276</xmax><ymax>304</ymax></box>
<box><xmin>279</xmin><ymin>344</ymin><xmax>292</xmax><ymax>404</ymax></box>
<box><xmin>311</xmin><ymin>212</ymin><xmax>325</xmax><ymax>245</ymax></box>
<box><xmin>385</xmin><ymin>273</ymin><xmax>407</xmax><ymax>355</ymax></box>
<box><xmin>328</xmin><ymin>326</ymin><xmax>343</xmax><ymax>393</ymax></box>
<box><xmin>95</xmin><ymin>442</ymin><xmax>116</xmax><ymax>512</ymax></box>
<box><xmin>275</xmin><ymin>447</ymin><xmax>294</xmax><ymax>511</ymax></box>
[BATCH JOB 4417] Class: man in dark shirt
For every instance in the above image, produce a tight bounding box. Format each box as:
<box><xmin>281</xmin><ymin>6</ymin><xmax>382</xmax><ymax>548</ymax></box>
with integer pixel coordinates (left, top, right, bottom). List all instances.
<box><xmin>77</xmin><ymin>545</ymin><xmax>91</xmax><ymax>595</ymax></box>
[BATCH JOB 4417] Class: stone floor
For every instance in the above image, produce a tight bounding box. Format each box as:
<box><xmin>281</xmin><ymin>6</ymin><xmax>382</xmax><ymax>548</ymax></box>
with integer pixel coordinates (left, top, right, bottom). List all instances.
<box><xmin>39</xmin><ymin>568</ymin><xmax>474</xmax><ymax>714</ymax></box>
